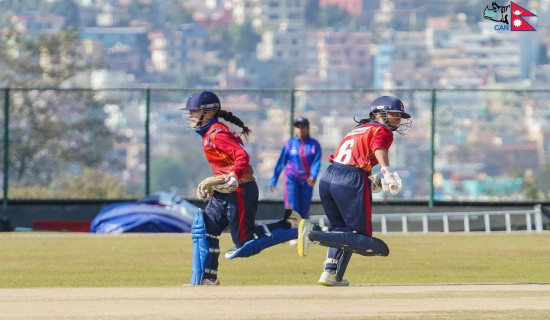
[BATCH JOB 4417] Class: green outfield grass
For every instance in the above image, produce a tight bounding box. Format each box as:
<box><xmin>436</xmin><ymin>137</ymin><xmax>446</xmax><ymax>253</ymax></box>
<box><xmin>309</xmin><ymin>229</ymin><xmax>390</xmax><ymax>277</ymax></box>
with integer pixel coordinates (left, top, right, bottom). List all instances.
<box><xmin>0</xmin><ymin>232</ymin><xmax>549</xmax><ymax>288</ymax></box>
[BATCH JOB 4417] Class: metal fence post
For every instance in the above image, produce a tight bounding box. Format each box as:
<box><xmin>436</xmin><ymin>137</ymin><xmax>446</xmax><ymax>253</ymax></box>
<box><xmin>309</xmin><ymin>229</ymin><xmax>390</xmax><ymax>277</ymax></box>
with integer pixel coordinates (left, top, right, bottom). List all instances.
<box><xmin>2</xmin><ymin>88</ymin><xmax>9</xmax><ymax>208</ymax></box>
<box><xmin>526</xmin><ymin>212</ymin><xmax>532</xmax><ymax>232</ymax></box>
<box><xmin>484</xmin><ymin>214</ymin><xmax>491</xmax><ymax>233</ymax></box>
<box><xmin>422</xmin><ymin>215</ymin><xmax>428</xmax><ymax>233</ymax></box>
<box><xmin>429</xmin><ymin>89</ymin><xmax>436</xmax><ymax>208</ymax></box>
<box><xmin>534</xmin><ymin>204</ymin><xmax>543</xmax><ymax>232</ymax></box>
<box><xmin>381</xmin><ymin>215</ymin><xmax>387</xmax><ymax>234</ymax></box>
<box><xmin>289</xmin><ymin>89</ymin><xmax>295</xmax><ymax>138</ymax></box>
<box><xmin>144</xmin><ymin>88</ymin><xmax>151</xmax><ymax>196</ymax></box>
<box><xmin>464</xmin><ymin>214</ymin><xmax>470</xmax><ymax>233</ymax></box>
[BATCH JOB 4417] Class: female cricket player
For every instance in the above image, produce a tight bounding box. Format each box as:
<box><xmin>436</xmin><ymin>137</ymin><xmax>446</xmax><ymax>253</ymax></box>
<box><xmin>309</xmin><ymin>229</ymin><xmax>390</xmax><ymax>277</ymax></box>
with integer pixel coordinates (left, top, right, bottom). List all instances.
<box><xmin>182</xmin><ymin>90</ymin><xmax>300</xmax><ymax>285</ymax></box>
<box><xmin>268</xmin><ymin>117</ymin><xmax>322</xmax><ymax>219</ymax></box>
<box><xmin>297</xmin><ymin>95</ymin><xmax>412</xmax><ymax>286</ymax></box>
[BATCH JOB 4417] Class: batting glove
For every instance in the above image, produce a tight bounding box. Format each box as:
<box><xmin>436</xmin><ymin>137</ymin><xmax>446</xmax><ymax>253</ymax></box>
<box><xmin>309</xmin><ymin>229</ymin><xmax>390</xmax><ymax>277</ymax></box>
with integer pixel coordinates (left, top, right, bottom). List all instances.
<box><xmin>368</xmin><ymin>174</ymin><xmax>383</xmax><ymax>193</ymax></box>
<box><xmin>212</xmin><ymin>172</ymin><xmax>239</xmax><ymax>193</ymax></box>
<box><xmin>196</xmin><ymin>176</ymin><xmax>225</xmax><ymax>200</ymax></box>
<box><xmin>381</xmin><ymin>167</ymin><xmax>402</xmax><ymax>195</ymax></box>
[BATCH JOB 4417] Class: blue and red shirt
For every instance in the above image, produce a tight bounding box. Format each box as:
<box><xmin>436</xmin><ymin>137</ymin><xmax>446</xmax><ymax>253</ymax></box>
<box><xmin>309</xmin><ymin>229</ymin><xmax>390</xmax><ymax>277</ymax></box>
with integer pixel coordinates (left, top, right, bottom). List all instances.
<box><xmin>269</xmin><ymin>136</ymin><xmax>321</xmax><ymax>186</ymax></box>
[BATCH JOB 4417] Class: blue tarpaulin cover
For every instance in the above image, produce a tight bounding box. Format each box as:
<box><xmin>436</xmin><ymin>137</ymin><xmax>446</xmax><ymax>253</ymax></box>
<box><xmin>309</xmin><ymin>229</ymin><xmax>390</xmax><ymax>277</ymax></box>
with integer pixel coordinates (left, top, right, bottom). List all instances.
<box><xmin>90</xmin><ymin>192</ymin><xmax>199</xmax><ymax>233</ymax></box>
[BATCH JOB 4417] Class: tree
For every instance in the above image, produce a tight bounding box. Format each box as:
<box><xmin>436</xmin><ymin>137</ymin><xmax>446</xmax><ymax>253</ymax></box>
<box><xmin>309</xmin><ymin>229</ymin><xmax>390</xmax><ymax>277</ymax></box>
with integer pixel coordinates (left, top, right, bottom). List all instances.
<box><xmin>151</xmin><ymin>157</ymin><xmax>187</xmax><ymax>193</ymax></box>
<box><xmin>274</xmin><ymin>64</ymin><xmax>301</xmax><ymax>89</ymax></box>
<box><xmin>0</xmin><ymin>28</ymin><xmax>121</xmax><ymax>197</ymax></box>
<box><xmin>305</xmin><ymin>0</ymin><xmax>320</xmax><ymax>28</ymax></box>
<box><xmin>49</xmin><ymin>0</ymin><xmax>80</xmax><ymax>28</ymax></box>
<box><xmin>59</xmin><ymin>168</ymin><xmax>138</xmax><ymax>199</ymax></box>
<box><xmin>227</xmin><ymin>22</ymin><xmax>261</xmax><ymax>59</ymax></box>
<box><xmin>207</xmin><ymin>22</ymin><xmax>261</xmax><ymax>60</ymax></box>
<box><xmin>151</xmin><ymin>153</ymin><xmax>212</xmax><ymax>198</ymax></box>
<box><xmin>318</xmin><ymin>5</ymin><xmax>352</xmax><ymax>29</ymax></box>
<box><xmin>164</xmin><ymin>0</ymin><xmax>193</xmax><ymax>27</ymax></box>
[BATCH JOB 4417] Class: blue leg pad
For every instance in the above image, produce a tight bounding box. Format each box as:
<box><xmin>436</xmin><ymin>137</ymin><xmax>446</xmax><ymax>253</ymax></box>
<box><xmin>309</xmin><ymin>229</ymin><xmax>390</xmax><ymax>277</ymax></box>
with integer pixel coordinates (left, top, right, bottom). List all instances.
<box><xmin>190</xmin><ymin>210</ymin><xmax>209</xmax><ymax>285</ymax></box>
<box><xmin>225</xmin><ymin>228</ymin><xmax>297</xmax><ymax>260</ymax></box>
<box><xmin>309</xmin><ymin>231</ymin><xmax>390</xmax><ymax>257</ymax></box>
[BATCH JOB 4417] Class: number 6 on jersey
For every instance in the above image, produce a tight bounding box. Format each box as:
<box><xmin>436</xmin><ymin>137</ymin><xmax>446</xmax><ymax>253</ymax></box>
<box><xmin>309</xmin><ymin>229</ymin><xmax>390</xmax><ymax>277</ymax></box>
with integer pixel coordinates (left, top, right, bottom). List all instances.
<box><xmin>332</xmin><ymin>139</ymin><xmax>354</xmax><ymax>164</ymax></box>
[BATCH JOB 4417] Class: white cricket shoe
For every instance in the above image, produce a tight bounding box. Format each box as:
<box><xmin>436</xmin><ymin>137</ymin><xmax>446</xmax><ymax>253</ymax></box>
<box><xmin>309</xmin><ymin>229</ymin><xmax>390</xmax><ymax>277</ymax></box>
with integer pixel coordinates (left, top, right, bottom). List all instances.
<box><xmin>225</xmin><ymin>245</ymin><xmax>240</xmax><ymax>260</ymax></box>
<box><xmin>285</xmin><ymin>210</ymin><xmax>302</xmax><ymax>229</ymax></box>
<box><xmin>318</xmin><ymin>271</ymin><xmax>349</xmax><ymax>287</ymax></box>
<box><xmin>297</xmin><ymin>219</ymin><xmax>313</xmax><ymax>257</ymax></box>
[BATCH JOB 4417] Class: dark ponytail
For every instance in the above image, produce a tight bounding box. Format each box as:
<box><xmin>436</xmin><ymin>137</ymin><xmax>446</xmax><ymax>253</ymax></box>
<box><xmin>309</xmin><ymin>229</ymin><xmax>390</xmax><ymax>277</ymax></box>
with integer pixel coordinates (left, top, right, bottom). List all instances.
<box><xmin>353</xmin><ymin>116</ymin><xmax>373</xmax><ymax>127</ymax></box>
<box><xmin>215</xmin><ymin>109</ymin><xmax>251</xmax><ymax>137</ymax></box>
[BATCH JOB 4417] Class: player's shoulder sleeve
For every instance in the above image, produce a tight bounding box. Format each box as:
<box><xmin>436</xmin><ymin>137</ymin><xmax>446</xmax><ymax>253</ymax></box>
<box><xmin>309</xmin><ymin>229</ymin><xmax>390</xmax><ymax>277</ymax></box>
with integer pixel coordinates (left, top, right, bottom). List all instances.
<box><xmin>370</xmin><ymin>125</ymin><xmax>393</xmax><ymax>151</ymax></box>
<box><xmin>269</xmin><ymin>140</ymin><xmax>291</xmax><ymax>186</ymax></box>
<box><xmin>207</xmin><ymin>123</ymin><xmax>238</xmax><ymax>149</ymax></box>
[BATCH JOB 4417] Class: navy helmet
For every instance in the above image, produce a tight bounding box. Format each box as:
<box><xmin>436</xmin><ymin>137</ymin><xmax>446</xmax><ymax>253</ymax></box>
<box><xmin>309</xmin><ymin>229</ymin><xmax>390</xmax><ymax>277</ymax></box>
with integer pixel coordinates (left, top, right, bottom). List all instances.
<box><xmin>369</xmin><ymin>96</ymin><xmax>410</xmax><ymax>119</ymax></box>
<box><xmin>182</xmin><ymin>90</ymin><xmax>221</xmax><ymax>111</ymax></box>
<box><xmin>181</xmin><ymin>90</ymin><xmax>221</xmax><ymax>129</ymax></box>
<box><xmin>369</xmin><ymin>95</ymin><xmax>412</xmax><ymax>135</ymax></box>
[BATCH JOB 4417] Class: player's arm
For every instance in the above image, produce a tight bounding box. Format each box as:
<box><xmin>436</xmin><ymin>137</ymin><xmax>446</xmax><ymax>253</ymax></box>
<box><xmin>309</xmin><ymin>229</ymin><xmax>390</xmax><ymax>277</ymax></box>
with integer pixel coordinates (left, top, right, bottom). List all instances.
<box><xmin>212</xmin><ymin>131</ymin><xmax>250</xmax><ymax>178</ymax></box>
<box><xmin>201</xmin><ymin>131</ymin><xmax>247</xmax><ymax>195</ymax></box>
<box><xmin>374</xmin><ymin>148</ymin><xmax>402</xmax><ymax>195</ymax></box>
<box><xmin>307</xmin><ymin>141</ymin><xmax>322</xmax><ymax>186</ymax></box>
<box><xmin>269</xmin><ymin>143</ymin><xmax>289</xmax><ymax>189</ymax></box>
<box><xmin>374</xmin><ymin>148</ymin><xmax>389</xmax><ymax>167</ymax></box>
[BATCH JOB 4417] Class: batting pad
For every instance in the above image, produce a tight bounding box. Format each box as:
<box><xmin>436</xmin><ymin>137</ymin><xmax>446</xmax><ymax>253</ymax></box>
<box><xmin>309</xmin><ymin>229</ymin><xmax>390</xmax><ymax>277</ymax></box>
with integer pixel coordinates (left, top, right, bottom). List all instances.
<box><xmin>225</xmin><ymin>228</ymin><xmax>297</xmax><ymax>260</ymax></box>
<box><xmin>190</xmin><ymin>210</ymin><xmax>209</xmax><ymax>285</ymax></box>
<box><xmin>308</xmin><ymin>231</ymin><xmax>390</xmax><ymax>257</ymax></box>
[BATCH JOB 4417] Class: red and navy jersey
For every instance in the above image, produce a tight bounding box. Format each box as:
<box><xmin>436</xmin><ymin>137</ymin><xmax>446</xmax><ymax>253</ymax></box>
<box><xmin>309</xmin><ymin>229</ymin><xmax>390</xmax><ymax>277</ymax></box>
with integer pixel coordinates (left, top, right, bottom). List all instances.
<box><xmin>328</xmin><ymin>122</ymin><xmax>393</xmax><ymax>172</ymax></box>
<box><xmin>199</xmin><ymin>120</ymin><xmax>255</xmax><ymax>183</ymax></box>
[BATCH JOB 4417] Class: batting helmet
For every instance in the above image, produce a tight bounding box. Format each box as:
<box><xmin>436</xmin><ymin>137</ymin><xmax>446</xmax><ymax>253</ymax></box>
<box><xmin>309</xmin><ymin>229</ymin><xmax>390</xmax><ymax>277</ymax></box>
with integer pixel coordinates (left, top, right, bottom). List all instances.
<box><xmin>181</xmin><ymin>90</ymin><xmax>221</xmax><ymax>129</ymax></box>
<box><xmin>369</xmin><ymin>96</ymin><xmax>410</xmax><ymax>119</ymax></box>
<box><xmin>369</xmin><ymin>96</ymin><xmax>412</xmax><ymax>135</ymax></box>
<box><xmin>182</xmin><ymin>90</ymin><xmax>221</xmax><ymax>111</ymax></box>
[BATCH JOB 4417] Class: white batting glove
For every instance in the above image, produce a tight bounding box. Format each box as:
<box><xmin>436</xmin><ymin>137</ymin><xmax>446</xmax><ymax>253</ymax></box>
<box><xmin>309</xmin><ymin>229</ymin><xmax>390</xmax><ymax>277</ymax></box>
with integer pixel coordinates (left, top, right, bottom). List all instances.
<box><xmin>196</xmin><ymin>184</ymin><xmax>211</xmax><ymax>200</ymax></box>
<box><xmin>196</xmin><ymin>176</ymin><xmax>226</xmax><ymax>200</ymax></box>
<box><xmin>381</xmin><ymin>167</ymin><xmax>402</xmax><ymax>195</ymax></box>
<box><xmin>212</xmin><ymin>172</ymin><xmax>239</xmax><ymax>193</ymax></box>
<box><xmin>368</xmin><ymin>174</ymin><xmax>383</xmax><ymax>193</ymax></box>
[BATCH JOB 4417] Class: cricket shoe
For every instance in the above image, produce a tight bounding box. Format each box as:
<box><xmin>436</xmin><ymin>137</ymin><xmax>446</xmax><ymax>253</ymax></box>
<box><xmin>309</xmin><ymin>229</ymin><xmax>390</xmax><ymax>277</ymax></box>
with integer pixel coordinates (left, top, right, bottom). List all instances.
<box><xmin>284</xmin><ymin>209</ymin><xmax>302</xmax><ymax>229</ymax></box>
<box><xmin>201</xmin><ymin>278</ymin><xmax>220</xmax><ymax>285</ymax></box>
<box><xmin>224</xmin><ymin>245</ymin><xmax>241</xmax><ymax>260</ymax></box>
<box><xmin>252</xmin><ymin>224</ymin><xmax>271</xmax><ymax>240</ymax></box>
<box><xmin>318</xmin><ymin>271</ymin><xmax>349</xmax><ymax>287</ymax></box>
<box><xmin>260</xmin><ymin>224</ymin><xmax>271</xmax><ymax>237</ymax></box>
<box><xmin>297</xmin><ymin>219</ymin><xmax>313</xmax><ymax>257</ymax></box>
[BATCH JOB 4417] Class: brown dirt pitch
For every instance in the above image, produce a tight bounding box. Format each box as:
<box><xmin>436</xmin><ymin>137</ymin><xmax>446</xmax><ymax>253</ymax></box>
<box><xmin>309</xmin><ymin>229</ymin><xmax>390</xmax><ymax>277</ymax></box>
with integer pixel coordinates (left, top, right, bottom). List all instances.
<box><xmin>1</xmin><ymin>284</ymin><xmax>550</xmax><ymax>319</ymax></box>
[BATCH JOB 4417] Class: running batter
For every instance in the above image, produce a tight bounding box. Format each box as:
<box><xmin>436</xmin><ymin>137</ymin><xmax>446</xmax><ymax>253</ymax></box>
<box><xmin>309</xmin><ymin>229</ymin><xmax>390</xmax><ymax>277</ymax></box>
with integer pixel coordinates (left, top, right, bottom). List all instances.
<box><xmin>297</xmin><ymin>95</ymin><xmax>412</xmax><ymax>286</ymax></box>
<box><xmin>183</xmin><ymin>90</ymin><xmax>301</xmax><ymax>285</ymax></box>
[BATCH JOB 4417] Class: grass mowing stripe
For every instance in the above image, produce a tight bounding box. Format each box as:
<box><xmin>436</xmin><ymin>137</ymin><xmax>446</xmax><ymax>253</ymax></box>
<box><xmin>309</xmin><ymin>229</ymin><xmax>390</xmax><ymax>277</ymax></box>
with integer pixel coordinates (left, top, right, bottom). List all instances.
<box><xmin>0</xmin><ymin>232</ymin><xmax>549</xmax><ymax>287</ymax></box>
